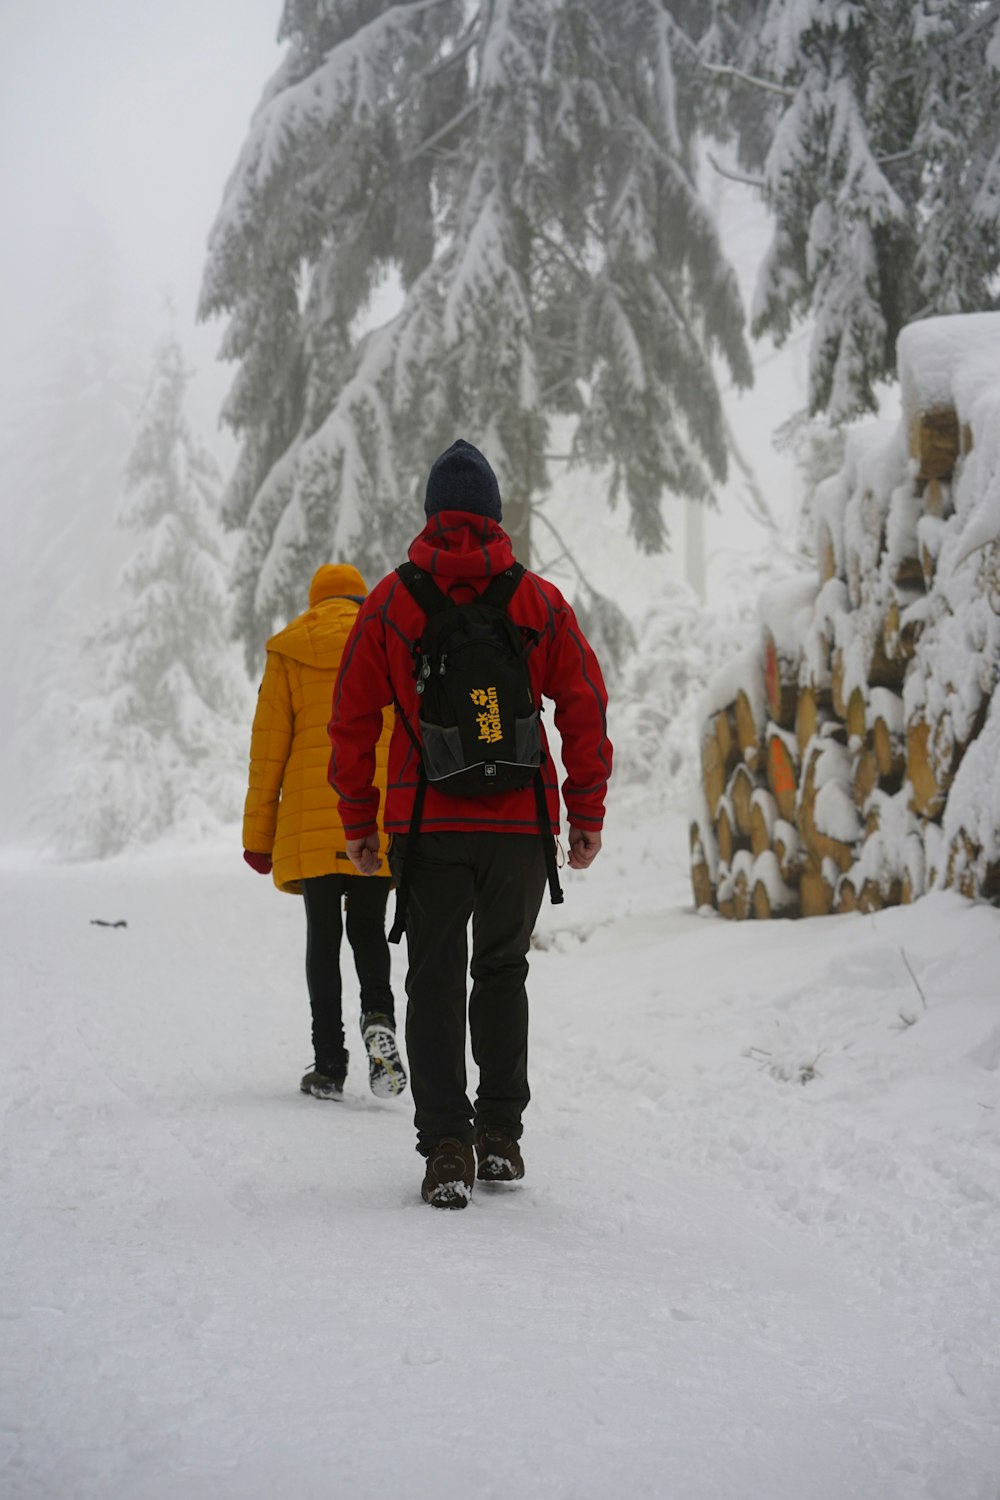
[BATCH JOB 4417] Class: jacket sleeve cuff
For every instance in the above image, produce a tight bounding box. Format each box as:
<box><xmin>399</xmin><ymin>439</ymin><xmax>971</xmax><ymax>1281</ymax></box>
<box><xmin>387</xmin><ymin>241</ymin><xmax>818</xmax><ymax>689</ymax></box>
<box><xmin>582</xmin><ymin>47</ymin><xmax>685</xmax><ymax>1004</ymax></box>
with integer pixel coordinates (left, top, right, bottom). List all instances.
<box><xmin>564</xmin><ymin>808</ymin><xmax>604</xmax><ymax>830</ymax></box>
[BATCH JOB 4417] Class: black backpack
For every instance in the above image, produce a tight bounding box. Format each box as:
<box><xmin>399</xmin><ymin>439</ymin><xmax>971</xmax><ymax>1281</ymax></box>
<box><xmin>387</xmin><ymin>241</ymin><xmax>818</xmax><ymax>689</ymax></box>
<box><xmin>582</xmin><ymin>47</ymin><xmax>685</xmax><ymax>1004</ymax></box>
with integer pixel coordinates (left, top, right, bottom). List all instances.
<box><xmin>398</xmin><ymin>562</ymin><xmax>540</xmax><ymax>793</ymax></box>
<box><xmin>388</xmin><ymin>561</ymin><xmax>563</xmax><ymax>942</ymax></box>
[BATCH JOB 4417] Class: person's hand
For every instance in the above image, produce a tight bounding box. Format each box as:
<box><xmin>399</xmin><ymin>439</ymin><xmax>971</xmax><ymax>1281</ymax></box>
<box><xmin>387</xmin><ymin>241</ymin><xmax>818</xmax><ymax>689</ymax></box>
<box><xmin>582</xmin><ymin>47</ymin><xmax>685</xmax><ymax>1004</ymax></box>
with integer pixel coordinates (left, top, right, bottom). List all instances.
<box><xmin>567</xmin><ymin>827</ymin><xmax>602</xmax><ymax>870</ymax></box>
<box><xmin>346</xmin><ymin>833</ymin><xmax>382</xmax><ymax>875</ymax></box>
<box><xmin>243</xmin><ymin>850</ymin><xmax>273</xmax><ymax>875</ymax></box>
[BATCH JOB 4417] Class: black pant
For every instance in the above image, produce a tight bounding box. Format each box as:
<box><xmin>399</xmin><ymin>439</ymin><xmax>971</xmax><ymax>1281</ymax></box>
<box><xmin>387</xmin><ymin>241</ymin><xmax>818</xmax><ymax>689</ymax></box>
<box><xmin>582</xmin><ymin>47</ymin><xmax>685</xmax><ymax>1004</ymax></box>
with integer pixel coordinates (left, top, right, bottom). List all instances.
<box><xmin>389</xmin><ymin>832</ymin><xmax>547</xmax><ymax>1154</ymax></box>
<box><xmin>301</xmin><ymin>874</ymin><xmax>395</xmax><ymax>1071</ymax></box>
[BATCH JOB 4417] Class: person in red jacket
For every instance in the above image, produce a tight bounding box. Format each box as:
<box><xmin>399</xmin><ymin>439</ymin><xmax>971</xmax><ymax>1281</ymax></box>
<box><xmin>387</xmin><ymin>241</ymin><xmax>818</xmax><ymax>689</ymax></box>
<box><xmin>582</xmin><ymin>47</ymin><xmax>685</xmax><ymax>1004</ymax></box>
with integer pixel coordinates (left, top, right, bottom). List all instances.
<box><xmin>329</xmin><ymin>439</ymin><xmax>611</xmax><ymax>1209</ymax></box>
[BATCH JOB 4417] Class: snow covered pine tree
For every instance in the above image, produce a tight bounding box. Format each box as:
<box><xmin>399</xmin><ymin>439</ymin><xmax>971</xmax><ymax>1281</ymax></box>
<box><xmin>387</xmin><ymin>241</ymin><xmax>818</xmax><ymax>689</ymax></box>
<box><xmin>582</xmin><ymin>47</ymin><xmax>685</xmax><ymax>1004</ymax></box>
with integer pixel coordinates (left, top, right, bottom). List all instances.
<box><xmin>703</xmin><ymin>0</ymin><xmax>1000</xmax><ymax>422</ymax></box>
<box><xmin>200</xmin><ymin>0</ymin><xmax>752</xmax><ymax>668</ymax></box>
<box><xmin>58</xmin><ymin>333</ymin><xmax>247</xmax><ymax>858</ymax></box>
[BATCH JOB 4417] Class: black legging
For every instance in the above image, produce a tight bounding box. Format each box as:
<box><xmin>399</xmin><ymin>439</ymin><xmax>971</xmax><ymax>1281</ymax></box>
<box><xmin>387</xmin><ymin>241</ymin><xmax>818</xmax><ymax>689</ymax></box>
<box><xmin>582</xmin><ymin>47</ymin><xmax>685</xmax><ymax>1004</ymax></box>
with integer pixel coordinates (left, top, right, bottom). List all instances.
<box><xmin>301</xmin><ymin>873</ymin><xmax>395</xmax><ymax>1071</ymax></box>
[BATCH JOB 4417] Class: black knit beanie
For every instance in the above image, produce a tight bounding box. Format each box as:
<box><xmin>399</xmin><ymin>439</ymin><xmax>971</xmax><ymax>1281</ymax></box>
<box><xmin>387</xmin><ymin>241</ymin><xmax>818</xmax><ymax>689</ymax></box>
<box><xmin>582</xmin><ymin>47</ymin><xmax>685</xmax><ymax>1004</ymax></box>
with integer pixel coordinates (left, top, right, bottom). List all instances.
<box><xmin>424</xmin><ymin>438</ymin><xmax>502</xmax><ymax>522</ymax></box>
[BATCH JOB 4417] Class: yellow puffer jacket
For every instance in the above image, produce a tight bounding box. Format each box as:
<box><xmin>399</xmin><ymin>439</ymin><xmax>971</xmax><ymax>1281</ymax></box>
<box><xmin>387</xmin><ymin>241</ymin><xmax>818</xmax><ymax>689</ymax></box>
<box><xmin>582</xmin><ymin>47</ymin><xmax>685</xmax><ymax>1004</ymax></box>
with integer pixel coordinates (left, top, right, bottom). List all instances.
<box><xmin>242</xmin><ymin>564</ymin><xmax>392</xmax><ymax>893</ymax></box>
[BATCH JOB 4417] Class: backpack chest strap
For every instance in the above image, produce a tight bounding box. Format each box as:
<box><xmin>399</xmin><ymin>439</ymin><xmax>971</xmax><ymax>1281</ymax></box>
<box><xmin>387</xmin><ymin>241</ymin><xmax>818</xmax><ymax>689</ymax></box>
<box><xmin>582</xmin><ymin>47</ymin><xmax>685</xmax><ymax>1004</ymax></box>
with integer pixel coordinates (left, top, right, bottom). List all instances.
<box><xmin>396</xmin><ymin>561</ymin><xmax>526</xmax><ymax>618</ymax></box>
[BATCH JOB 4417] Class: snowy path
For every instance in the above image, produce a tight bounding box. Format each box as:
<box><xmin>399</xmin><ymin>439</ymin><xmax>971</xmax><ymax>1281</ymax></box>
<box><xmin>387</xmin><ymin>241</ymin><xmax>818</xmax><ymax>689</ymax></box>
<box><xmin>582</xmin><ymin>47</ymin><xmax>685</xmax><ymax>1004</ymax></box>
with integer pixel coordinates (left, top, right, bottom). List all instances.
<box><xmin>3</xmin><ymin>820</ymin><xmax>999</xmax><ymax>1499</ymax></box>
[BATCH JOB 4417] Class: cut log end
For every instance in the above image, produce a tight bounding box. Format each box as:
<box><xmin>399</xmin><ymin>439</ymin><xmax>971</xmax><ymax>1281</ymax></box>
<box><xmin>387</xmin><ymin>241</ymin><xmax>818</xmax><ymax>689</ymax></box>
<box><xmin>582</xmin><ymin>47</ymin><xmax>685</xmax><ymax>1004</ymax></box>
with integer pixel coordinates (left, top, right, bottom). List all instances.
<box><xmin>766</xmin><ymin>730</ymin><xmax>799</xmax><ymax>825</ymax></box>
<box><xmin>909</xmin><ymin>405</ymin><xmax>960</xmax><ymax>482</ymax></box>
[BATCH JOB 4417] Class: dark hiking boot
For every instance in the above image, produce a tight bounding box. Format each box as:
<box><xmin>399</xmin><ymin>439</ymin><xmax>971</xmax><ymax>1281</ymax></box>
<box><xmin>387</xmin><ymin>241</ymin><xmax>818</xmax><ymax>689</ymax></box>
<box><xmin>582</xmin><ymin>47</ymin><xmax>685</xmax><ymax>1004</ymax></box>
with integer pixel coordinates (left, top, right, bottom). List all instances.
<box><xmin>361</xmin><ymin>1014</ymin><xmax>408</xmax><ymax>1099</ymax></box>
<box><xmin>300</xmin><ymin>1056</ymin><xmax>347</xmax><ymax>1100</ymax></box>
<box><xmin>476</xmin><ymin>1129</ymin><xmax>525</xmax><ymax>1182</ymax></box>
<box><xmin>421</xmin><ymin>1138</ymin><xmax>475</xmax><ymax>1209</ymax></box>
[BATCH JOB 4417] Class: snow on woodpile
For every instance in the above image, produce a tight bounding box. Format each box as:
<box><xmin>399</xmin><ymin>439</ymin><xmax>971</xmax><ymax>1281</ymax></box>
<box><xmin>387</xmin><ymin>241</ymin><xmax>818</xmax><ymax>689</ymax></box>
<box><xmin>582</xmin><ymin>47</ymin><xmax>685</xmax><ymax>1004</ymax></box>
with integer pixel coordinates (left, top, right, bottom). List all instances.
<box><xmin>692</xmin><ymin>311</ymin><xmax>1000</xmax><ymax>918</ymax></box>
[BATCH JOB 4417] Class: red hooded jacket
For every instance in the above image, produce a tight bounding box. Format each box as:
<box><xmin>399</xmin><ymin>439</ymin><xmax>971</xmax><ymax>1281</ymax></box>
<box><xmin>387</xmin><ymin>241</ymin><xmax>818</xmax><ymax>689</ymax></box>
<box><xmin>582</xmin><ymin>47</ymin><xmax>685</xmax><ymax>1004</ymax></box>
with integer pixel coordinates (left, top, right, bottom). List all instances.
<box><xmin>329</xmin><ymin>512</ymin><xmax>612</xmax><ymax>839</ymax></box>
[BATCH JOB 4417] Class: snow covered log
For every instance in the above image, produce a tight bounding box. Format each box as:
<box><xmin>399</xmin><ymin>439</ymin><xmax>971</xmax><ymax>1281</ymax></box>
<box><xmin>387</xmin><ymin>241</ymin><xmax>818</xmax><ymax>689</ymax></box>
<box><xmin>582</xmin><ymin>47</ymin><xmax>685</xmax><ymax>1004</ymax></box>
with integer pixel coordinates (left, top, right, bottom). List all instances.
<box><xmin>727</xmin><ymin>762</ymin><xmax>756</xmax><ymax>838</ymax></box>
<box><xmin>854</xmin><ymin>791</ymin><xmax>924</xmax><ymax>910</ymax></box>
<box><xmin>796</xmin><ymin>734</ymin><xmax>859</xmax><ymax>876</ymax></box>
<box><xmin>749</xmin><ymin>788</ymin><xmax>777</xmax><ymax>860</ymax></box>
<box><xmin>846</xmin><ymin>687</ymin><xmax>867</xmax><ymax>751</ymax></box>
<box><xmin>700</xmin><ymin>717</ymin><xmax>729</xmax><ymax>820</ymax></box>
<box><xmin>795</xmin><ymin>684</ymin><xmax>823</xmax><ymax>760</ymax></box>
<box><xmin>763</xmin><ymin>627</ymin><xmax>798</xmax><ymax>730</ymax></box>
<box><xmin>716</xmin><ymin>870</ymin><xmax>734</xmax><ymax>920</ymax></box>
<box><xmin>942</xmin><ymin>830</ymin><xmax>1000</xmax><ymax>904</ymax></box>
<box><xmin>751</xmin><ymin>851</ymin><xmax>798</xmax><ymax>919</ymax></box>
<box><xmin>908</xmin><ymin>406</ymin><xmax>960</xmax><ymax>482</ymax></box>
<box><xmin>851</xmin><ymin>747</ymin><xmax>879</xmax><ymax>810</ymax></box>
<box><xmin>765</xmin><ymin>726</ymin><xmax>799</xmax><ymax>824</ymax></box>
<box><xmin>731</xmin><ymin>850</ymin><xmax>754</xmax><ymax>921</ymax></box>
<box><xmin>905</xmin><ymin>710</ymin><xmax>971</xmax><ymax>822</ymax></box>
<box><xmin>715</xmin><ymin>707</ymin><xmax>738</xmax><ymax>779</ymax></box>
<box><xmin>871</xmin><ymin>689</ymin><xmax>905</xmax><ymax>785</ymax></box>
<box><xmin>922</xmin><ymin>478</ymin><xmax>951</xmax><ymax>520</ymax></box>
<box><xmin>699</xmin><ymin>311</ymin><xmax>1000</xmax><ymax>915</ymax></box>
<box><xmin>834</xmin><ymin>869</ymin><xmax>859</xmax><ymax>914</ymax></box>
<box><xmin>760</xmin><ymin>577</ymin><xmax>816</xmax><ymax>731</ymax></box>
<box><xmin>716</xmin><ymin>795</ymin><xmax>740</xmax><ymax>867</ymax></box>
<box><xmin>734</xmin><ymin>684</ymin><xmax>766</xmax><ymax>773</ymax></box>
<box><xmin>830</xmin><ymin>647</ymin><xmax>847</xmax><ymax>720</ymax></box>
<box><xmin>857</xmin><ymin>880</ymin><xmax>890</xmax><ymax>914</ymax></box>
<box><xmin>897</xmin><ymin>315</ymin><xmax>1000</xmax><ymax>483</ymax></box>
<box><xmin>773</xmin><ymin>819</ymin><xmax>803</xmax><ymax>885</ymax></box>
<box><xmin>689</xmin><ymin>819</ymin><xmax>716</xmax><ymax>912</ymax></box>
<box><xmin>882</xmin><ymin>595</ymin><xmax>923</xmax><ymax>665</ymax></box>
<box><xmin>800</xmin><ymin>855</ymin><xmax>836</xmax><ymax>918</ymax></box>
<box><xmin>885</xmin><ymin>479</ymin><xmax>928</xmax><ymax>593</ymax></box>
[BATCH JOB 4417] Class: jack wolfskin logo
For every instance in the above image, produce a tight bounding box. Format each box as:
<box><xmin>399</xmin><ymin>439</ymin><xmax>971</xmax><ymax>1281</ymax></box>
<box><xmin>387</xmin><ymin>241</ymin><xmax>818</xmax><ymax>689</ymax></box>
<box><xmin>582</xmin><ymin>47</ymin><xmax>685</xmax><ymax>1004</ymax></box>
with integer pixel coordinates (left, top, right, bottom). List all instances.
<box><xmin>470</xmin><ymin>686</ymin><xmax>502</xmax><ymax>744</ymax></box>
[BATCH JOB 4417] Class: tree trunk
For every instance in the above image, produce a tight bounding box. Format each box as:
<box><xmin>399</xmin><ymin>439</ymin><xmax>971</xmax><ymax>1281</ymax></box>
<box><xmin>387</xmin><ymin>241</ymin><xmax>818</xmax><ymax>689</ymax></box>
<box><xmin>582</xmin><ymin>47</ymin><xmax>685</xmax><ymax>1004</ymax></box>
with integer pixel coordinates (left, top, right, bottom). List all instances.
<box><xmin>504</xmin><ymin>488</ymin><xmax>532</xmax><ymax>566</ymax></box>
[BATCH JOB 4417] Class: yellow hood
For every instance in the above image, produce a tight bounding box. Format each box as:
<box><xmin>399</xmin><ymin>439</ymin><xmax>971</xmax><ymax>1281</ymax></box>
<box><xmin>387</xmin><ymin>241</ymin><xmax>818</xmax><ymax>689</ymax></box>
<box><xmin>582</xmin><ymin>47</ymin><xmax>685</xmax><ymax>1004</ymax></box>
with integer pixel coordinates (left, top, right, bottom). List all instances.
<box><xmin>266</xmin><ymin>565</ymin><xmax>368</xmax><ymax>669</ymax></box>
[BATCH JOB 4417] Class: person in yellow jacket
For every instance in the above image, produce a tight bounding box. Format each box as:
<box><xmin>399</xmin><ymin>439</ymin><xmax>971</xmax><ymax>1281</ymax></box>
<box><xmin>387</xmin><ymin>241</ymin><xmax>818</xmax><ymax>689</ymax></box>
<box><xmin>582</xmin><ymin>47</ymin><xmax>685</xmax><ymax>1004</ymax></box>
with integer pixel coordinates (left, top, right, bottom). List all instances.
<box><xmin>242</xmin><ymin>563</ymin><xmax>406</xmax><ymax>1102</ymax></box>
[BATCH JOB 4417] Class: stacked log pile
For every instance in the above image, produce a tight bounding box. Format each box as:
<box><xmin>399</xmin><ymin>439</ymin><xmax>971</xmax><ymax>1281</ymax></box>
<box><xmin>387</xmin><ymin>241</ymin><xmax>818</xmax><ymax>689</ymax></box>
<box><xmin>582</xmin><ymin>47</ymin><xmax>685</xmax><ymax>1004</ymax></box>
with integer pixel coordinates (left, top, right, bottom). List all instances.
<box><xmin>692</xmin><ymin>313</ymin><xmax>1000</xmax><ymax>917</ymax></box>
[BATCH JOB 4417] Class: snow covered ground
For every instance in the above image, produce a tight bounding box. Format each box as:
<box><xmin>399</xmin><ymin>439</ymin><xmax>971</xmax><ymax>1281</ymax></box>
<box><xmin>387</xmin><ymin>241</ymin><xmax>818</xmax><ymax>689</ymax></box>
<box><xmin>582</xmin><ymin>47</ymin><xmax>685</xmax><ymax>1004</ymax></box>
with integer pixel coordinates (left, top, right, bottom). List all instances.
<box><xmin>3</xmin><ymin>810</ymin><xmax>999</xmax><ymax>1500</ymax></box>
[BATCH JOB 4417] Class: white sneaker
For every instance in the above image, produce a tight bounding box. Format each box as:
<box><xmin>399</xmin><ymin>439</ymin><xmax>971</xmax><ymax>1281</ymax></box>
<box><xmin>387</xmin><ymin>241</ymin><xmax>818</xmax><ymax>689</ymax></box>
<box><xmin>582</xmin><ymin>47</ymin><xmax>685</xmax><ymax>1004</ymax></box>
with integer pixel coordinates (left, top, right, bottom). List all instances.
<box><xmin>361</xmin><ymin>1016</ymin><xmax>408</xmax><ymax>1098</ymax></box>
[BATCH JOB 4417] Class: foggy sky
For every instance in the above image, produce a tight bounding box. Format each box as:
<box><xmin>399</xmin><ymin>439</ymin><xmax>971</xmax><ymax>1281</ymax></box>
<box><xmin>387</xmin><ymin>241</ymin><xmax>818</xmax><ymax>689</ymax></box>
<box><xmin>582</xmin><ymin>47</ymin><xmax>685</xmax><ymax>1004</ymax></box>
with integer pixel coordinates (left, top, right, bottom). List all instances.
<box><xmin>0</xmin><ymin>0</ymin><xmax>283</xmax><ymax>428</ymax></box>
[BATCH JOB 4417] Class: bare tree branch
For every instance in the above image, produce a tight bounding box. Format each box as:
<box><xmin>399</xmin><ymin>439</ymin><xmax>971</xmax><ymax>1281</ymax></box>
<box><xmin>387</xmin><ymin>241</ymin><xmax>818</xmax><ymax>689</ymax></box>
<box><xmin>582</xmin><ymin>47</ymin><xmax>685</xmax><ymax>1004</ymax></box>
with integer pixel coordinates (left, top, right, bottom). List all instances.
<box><xmin>700</xmin><ymin>60</ymin><xmax>794</xmax><ymax>99</ymax></box>
<box><xmin>706</xmin><ymin>152</ymin><xmax>765</xmax><ymax>190</ymax></box>
<box><xmin>404</xmin><ymin>99</ymin><xmax>479</xmax><ymax>165</ymax></box>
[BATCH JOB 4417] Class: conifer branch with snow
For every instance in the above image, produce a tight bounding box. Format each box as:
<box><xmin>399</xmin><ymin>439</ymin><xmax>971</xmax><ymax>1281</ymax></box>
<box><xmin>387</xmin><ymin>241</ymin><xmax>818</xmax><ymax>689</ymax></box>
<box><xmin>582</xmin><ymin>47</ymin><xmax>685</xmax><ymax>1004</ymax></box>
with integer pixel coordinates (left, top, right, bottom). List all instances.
<box><xmin>200</xmin><ymin>0</ymin><xmax>752</xmax><ymax>665</ymax></box>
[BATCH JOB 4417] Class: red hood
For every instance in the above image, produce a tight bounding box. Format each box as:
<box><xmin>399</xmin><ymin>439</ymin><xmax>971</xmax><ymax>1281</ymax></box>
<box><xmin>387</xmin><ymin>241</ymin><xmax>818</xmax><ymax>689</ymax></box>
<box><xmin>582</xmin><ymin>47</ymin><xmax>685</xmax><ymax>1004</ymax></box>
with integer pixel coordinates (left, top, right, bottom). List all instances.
<box><xmin>408</xmin><ymin>511</ymin><xmax>515</xmax><ymax>581</ymax></box>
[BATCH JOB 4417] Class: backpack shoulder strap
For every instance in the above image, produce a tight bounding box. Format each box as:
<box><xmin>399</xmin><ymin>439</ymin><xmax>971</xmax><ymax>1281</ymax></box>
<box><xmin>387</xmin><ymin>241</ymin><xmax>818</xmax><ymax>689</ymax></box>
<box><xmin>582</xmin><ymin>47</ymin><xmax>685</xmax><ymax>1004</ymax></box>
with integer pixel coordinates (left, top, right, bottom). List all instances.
<box><xmin>479</xmin><ymin>563</ymin><xmax>526</xmax><ymax>612</ymax></box>
<box><xmin>395</xmin><ymin>562</ymin><xmax>452</xmax><ymax>618</ymax></box>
